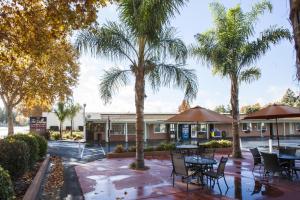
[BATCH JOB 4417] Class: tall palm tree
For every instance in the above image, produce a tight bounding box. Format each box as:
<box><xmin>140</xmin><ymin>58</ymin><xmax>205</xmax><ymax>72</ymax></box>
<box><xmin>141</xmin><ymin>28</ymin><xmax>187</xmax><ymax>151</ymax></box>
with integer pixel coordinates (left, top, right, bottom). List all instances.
<box><xmin>76</xmin><ymin>0</ymin><xmax>198</xmax><ymax>169</ymax></box>
<box><xmin>191</xmin><ymin>1</ymin><xmax>291</xmax><ymax>158</ymax></box>
<box><xmin>67</xmin><ymin>102</ymin><xmax>81</xmax><ymax>136</ymax></box>
<box><xmin>54</xmin><ymin>102</ymin><xmax>70</xmax><ymax>139</ymax></box>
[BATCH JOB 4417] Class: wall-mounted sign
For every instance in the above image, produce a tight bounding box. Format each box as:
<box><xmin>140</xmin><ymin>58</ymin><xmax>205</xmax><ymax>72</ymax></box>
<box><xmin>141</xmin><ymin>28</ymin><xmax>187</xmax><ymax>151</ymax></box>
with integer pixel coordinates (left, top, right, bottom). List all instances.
<box><xmin>30</xmin><ymin>117</ymin><xmax>47</xmax><ymax>134</ymax></box>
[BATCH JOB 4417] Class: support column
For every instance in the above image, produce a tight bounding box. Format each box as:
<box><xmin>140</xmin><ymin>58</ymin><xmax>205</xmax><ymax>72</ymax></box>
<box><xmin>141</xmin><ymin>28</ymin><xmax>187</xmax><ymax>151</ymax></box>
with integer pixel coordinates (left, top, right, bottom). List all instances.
<box><xmin>144</xmin><ymin>122</ymin><xmax>147</xmax><ymax>142</ymax></box>
<box><xmin>125</xmin><ymin>122</ymin><xmax>128</xmax><ymax>142</ymax></box>
<box><xmin>206</xmin><ymin>124</ymin><xmax>209</xmax><ymax>140</ymax></box>
<box><xmin>283</xmin><ymin>122</ymin><xmax>286</xmax><ymax>137</ymax></box>
<box><xmin>176</xmin><ymin>123</ymin><xmax>179</xmax><ymax>141</ymax></box>
<box><xmin>105</xmin><ymin>120</ymin><xmax>109</xmax><ymax>142</ymax></box>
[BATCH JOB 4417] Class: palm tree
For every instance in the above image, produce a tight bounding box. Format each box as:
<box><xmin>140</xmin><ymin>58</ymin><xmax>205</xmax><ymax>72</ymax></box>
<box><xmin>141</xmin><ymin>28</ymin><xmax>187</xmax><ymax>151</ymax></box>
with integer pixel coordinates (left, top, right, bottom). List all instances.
<box><xmin>76</xmin><ymin>0</ymin><xmax>198</xmax><ymax>169</ymax></box>
<box><xmin>191</xmin><ymin>1</ymin><xmax>291</xmax><ymax>158</ymax></box>
<box><xmin>54</xmin><ymin>102</ymin><xmax>70</xmax><ymax>139</ymax></box>
<box><xmin>67</xmin><ymin>102</ymin><xmax>81</xmax><ymax>136</ymax></box>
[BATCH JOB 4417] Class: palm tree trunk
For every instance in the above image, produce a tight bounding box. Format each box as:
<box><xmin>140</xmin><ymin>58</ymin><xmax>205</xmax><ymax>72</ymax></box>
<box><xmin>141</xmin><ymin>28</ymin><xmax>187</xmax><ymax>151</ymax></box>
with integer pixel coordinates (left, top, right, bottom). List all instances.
<box><xmin>231</xmin><ymin>76</ymin><xmax>242</xmax><ymax>158</ymax></box>
<box><xmin>71</xmin><ymin>119</ymin><xmax>73</xmax><ymax>136</ymax></box>
<box><xmin>135</xmin><ymin>37</ymin><xmax>146</xmax><ymax>169</ymax></box>
<box><xmin>6</xmin><ymin>104</ymin><xmax>14</xmax><ymax>135</ymax></box>
<box><xmin>135</xmin><ymin>68</ymin><xmax>145</xmax><ymax>169</ymax></box>
<box><xmin>60</xmin><ymin>121</ymin><xmax>63</xmax><ymax>139</ymax></box>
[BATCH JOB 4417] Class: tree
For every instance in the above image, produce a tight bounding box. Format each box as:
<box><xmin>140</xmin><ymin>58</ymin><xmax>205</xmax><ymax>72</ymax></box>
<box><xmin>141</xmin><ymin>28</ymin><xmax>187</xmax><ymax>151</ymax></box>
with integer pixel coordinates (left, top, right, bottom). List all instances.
<box><xmin>214</xmin><ymin>105</ymin><xmax>227</xmax><ymax>113</ymax></box>
<box><xmin>76</xmin><ymin>0</ymin><xmax>198</xmax><ymax>169</ymax></box>
<box><xmin>178</xmin><ymin>100</ymin><xmax>191</xmax><ymax>113</ymax></box>
<box><xmin>240</xmin><ymin>103</ymin><xmax>261</xmax><ymax>114</ymax></box>
<box><xmin>67</xmin><ymin>102</ymin><xmax>82</xmax><ymax>136</ymax></box>
<box><xmin>0</xmin><ymin>0</ymin><xmax>108</xmax><ymax>135</ymax></box>
<box><xmin>54</xmin><ymin>102</ymin><xmax>70</xmax><ymax>139</ymax></box>
<box><xmin>281</xmin><ymin>88</ymin><xmax>297</xmax><ymax>106</ymax></box>
<box><xmin>191</xmin><ymin>1</ymin><xmax>291</xmax><ymax>158</ymax></box>
<box><xmin>290</xmin><ymin>0</ymin><xmax>300</xmax><ymax>79</ymax></box>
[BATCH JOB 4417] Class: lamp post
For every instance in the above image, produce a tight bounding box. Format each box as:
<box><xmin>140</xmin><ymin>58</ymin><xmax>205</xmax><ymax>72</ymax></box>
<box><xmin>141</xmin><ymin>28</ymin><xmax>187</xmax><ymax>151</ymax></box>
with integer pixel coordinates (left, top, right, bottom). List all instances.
<box><xmin>83</xmin><ymin>103</ymin><xmax>86</xmax><ymax>141</ymax></box>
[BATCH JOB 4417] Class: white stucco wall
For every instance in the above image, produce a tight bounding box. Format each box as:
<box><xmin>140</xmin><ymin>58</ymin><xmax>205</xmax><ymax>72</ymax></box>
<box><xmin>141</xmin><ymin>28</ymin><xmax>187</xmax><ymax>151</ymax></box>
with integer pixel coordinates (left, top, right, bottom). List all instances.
<box><xmin>42</xmin><ymin>112</ymin><xmax>84</xmax><ymax>130</ymax></box>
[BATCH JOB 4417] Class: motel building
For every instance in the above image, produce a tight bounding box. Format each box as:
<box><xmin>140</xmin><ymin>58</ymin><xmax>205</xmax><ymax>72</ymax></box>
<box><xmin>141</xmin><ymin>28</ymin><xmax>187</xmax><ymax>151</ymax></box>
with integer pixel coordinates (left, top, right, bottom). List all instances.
<box><xmin>43</xmin><ymin>109</ymin><xmax>300</xmax><ymax>143</ymax></box>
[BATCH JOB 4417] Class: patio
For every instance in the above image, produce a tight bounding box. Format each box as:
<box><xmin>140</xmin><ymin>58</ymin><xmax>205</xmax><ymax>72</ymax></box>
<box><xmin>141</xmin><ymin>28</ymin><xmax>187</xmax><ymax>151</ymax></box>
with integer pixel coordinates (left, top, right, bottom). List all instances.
<box><xmin>75</xmin><ymin>152</ymin><xmax>300</xmax><ymax>200</ymax></box>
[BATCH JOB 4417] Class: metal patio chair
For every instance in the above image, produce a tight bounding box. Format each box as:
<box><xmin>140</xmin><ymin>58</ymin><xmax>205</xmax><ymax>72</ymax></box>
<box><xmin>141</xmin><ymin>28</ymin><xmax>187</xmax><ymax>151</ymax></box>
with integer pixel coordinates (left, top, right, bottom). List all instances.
<box><xmin>203</xmin><ymin>156</ymin><xmax>229</xmax><ymax>194</ymax></box>
<box><xmin>170</xmin><ymin>152</ymin><xmax>195</xmax><ymax>191</ymax></box>
<box><xmin>260</xmin><ymin>152</ymin><xmax>289</xmax><ymax>177</ymax></box>
<box><xmin>249</xmin><ymin>148</ymin><xmax>263</xmax><ymax>172</ymax></box>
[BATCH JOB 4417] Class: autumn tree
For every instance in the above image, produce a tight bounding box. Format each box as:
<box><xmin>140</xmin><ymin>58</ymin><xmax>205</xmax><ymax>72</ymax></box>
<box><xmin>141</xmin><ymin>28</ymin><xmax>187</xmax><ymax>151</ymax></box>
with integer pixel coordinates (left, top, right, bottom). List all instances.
<box><xmin>240</xmin><ymin>103</ymin><xmax>261</xmax><ymax>114</ymax></box>
<box><xmin>178</xmin><ymin>100</ymin><xmax>191</xmax><ymax>113</ymax></box>
<box><xmin>0</xmin><ymin>0</ymin><xmax>108</xmax><ymax>135</ymax></box>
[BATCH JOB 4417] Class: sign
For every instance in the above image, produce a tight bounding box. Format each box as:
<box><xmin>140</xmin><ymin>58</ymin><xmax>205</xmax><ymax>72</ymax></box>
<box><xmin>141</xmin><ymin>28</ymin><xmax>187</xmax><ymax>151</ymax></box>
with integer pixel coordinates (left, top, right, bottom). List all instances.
<box><xmin>30</xmin><ymin>117</ymin><xmax>47</xmax><ymax>134</ymax></box>
<box><xmin>182</xmin><ymin>124</ymin><xmax>190</xmax><ymax>140</ymax></box>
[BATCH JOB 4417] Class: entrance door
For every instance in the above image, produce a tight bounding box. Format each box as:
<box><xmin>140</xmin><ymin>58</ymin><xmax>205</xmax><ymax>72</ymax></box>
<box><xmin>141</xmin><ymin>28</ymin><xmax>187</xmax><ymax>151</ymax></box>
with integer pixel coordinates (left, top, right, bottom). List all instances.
<box><xmin>181</xmin><ymin>124</ymin><xmax>190</xmax><ymax>140</ymax></box>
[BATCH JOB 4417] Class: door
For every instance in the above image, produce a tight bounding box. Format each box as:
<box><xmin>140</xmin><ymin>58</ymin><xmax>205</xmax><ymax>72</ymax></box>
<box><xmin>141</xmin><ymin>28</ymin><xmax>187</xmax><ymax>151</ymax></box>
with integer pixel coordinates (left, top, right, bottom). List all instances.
<box><xmin>181</xmin><ymin>124</ymin><xmax>190</xmax><ymax>140</ymax></box>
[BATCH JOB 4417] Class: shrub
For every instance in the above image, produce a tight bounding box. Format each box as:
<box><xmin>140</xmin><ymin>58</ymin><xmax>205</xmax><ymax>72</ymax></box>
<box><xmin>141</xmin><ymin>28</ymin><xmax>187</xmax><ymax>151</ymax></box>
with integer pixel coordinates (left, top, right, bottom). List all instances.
<box><xmin>144</xmin><ymin>146</ymin><xmax>154</xmax><ymax>152</ymax></box>
<box><xmin>30</xmin><ymin>133</ymin><xmax>48</xmax><ymax>159</ymax></box>
<box><xmin>7</xmin><ymin>134</ymin><xmax>39</xmax><ymax>167</ymax></box>
<box><xmin>0</xmin><ymin>139</ymin><xmax>30</xmax><ymax>179</ymax></box>
<box><xmin>200</xmin><ymin>140</ymin><xmax>232</xmax><ymax>148</ymax></box>
<box><xmin>0</xmin><ymin>166</ymin><xmax>14</xmax><ymax>200</ymax></box>
<box><xmin>128</xmin><ymin>146</ymin><xmax>136</xmax><ymax>152</ymax></box>
<box><xmin>155</xmin><ymin>142</ymin><xmax>176</xmax><ymax>151</ymax></box>
<box><xmin>51</xmin><ymin>132</ymin><xmax>60</xmax><ymax>140</ymax></box>
<box><xmin>114</xmin><ymin>145</ymin><xmax>125</xmax><ymax>153</ymax></box>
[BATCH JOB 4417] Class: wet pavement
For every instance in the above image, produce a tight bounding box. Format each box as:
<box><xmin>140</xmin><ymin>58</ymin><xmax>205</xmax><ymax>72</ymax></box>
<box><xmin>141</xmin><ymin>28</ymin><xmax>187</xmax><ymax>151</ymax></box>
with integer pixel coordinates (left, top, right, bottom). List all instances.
<box><xmin>47</xmin><ymin>141</ymin><xmax>106</xmax><ymax>199</ymax></box>
<box><xmin>75</xmin><ymin>152</ymin><xmax>300</xmax><ymax>200</ymax></box>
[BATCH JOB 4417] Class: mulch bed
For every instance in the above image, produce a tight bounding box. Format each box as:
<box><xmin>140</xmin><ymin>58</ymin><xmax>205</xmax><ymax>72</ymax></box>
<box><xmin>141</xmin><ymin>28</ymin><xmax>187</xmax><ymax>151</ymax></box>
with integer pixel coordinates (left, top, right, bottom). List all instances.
<box><xmin>40</xmin><ymin>156</ymin><xmax>64</xmax><ymax>199</ymax></box>
<box><xmin>14</xmin><ymin>161</ymin><xmax>43</xmax><ymax>200</ymax></box>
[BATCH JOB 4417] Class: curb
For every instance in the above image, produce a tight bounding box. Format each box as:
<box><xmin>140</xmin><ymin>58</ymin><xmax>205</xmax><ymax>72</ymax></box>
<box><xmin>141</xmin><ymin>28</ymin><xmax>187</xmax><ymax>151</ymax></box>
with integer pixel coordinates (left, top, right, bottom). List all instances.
<box><xmin>23</xmin><ymin>155</ymin><xmax>50</xmax><ymax>200</ymax></box>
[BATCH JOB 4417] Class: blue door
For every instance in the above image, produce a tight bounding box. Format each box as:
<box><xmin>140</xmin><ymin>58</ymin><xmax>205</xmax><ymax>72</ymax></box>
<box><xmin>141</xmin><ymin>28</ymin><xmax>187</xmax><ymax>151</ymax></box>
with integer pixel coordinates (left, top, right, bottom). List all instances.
<box><xmin>182</xmin><ymin>124</ymin><xmax>190</xmax><ymax>140</ymax></box>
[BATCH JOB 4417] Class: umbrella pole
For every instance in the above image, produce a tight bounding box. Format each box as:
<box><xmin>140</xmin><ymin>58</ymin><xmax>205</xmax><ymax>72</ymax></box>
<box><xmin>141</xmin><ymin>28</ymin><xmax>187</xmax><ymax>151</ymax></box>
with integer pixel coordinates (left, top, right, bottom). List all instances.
<box><xmin>276</xmin><ymin>118</ymin><xmax>280</xmax><ymax>149</ymax></box>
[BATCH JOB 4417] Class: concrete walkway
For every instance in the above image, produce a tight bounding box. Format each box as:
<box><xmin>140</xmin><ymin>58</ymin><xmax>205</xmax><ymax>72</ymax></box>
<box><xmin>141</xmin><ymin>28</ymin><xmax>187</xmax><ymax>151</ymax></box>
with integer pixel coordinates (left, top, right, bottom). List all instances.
<box><xmin>75</xmin><ymin>152</ymin><xmax>300</xmax><ymax>200</ymax></box>
<box><xmin>47</xmin><ymin>141</ymin><xmax>106</xmax><ymax>199</ymax></box>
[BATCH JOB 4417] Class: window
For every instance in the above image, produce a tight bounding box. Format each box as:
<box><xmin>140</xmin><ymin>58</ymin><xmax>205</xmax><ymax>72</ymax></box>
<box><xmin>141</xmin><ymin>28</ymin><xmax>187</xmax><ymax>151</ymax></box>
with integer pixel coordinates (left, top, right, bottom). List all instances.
<box><xmin>199</xmin><ymin>124</ymin><xmax>207</xmax><ymax>133</ymax></box>
<box><xmin>296</xmin><ymin>123</ymin><xmax>300</xmax><ymax>131</ymax></box>
<box><xmin>127</xmin><ymin>123</ymin><xmax>136</xmax><ymax>135</ymax></box>
<box><xmin>111</xmin><ymin>123</ymin><xmax>125</xmax><ymax>135</ymax></box>
<box><xmin>154</xmin><ymin>124</ymin><xmax>166</xmax><ymax>133</ymax></box>
<box><xmin>170</xmin><ymin>124</ymin><xmax>176</xmax><ymax>132</ymax></box>
<box><xmin>242</xmin><ymin>123</ymin><xmax>251</xmax><ymax>132</ymax></box>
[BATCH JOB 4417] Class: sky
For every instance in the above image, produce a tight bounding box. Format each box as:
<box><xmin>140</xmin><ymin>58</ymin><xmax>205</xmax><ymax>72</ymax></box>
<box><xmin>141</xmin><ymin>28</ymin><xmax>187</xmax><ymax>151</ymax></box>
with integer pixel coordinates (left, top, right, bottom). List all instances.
<box><xmin>72</xmin><ymin>0</ymin><xmax>297</xmax><ymax>113</ymax></box>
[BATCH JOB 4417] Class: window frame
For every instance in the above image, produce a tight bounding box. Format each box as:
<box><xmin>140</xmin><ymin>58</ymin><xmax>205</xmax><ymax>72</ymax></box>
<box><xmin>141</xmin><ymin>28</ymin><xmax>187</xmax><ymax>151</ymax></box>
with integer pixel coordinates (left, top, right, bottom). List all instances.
<box><xmin>154</xmin><ymin>123</ymin><xmax>166</xmax><ymax>134</ymax></box>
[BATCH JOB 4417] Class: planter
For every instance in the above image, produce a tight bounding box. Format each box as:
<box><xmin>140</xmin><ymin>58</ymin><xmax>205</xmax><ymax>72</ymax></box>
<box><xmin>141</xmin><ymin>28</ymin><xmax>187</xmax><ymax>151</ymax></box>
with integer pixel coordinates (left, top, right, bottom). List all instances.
<box><xmin>214</xmin><ymin>147</ymin><xmax>232</xmax><ymax>155</ymax></box>
<box><xmin>23</xmin><ymin>155</ymin><xmax>50</xmax><ymax>200</ymax></box>
<box><xmin>107</xmin><ymin>150</ymin><xmax>170</xmax><ymax>158</ymax></box>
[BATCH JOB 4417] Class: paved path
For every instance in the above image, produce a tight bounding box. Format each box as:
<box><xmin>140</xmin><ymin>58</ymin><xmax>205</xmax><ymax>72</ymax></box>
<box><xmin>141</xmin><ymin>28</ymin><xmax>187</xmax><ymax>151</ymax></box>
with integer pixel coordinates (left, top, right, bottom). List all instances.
<box><xmin>47</xmin><ymin>141</ymin><xmax>106</xmax><ymax>199</ymax></box>
<box><xmin>75</xmin><ymin>152</ymin><xmax>300</xmax><ymax>200</ymax></box>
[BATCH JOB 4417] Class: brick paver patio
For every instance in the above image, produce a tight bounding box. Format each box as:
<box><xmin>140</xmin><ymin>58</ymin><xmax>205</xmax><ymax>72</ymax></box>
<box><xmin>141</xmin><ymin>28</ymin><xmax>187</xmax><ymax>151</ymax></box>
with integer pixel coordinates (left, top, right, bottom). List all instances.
<box><xmin>75</xmin><ymin>152</ymin><xmax>300</xmax><ymax>200</ymax></box>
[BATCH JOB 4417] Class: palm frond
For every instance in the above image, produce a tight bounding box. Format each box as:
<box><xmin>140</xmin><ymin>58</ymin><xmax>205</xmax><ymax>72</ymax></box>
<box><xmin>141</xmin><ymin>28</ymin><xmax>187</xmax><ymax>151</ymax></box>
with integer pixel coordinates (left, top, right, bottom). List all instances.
<box><xmin>75</xmin><ymin>22</ymin><xmax>137</xmax><ymax>64</ymax></box>
<box><xmin>240</xmin><ymin>26</ymin><xmax>291</xmax><ymax>67</ymax></box>
<box><xmin>209</xmin><ymin>2</ymin><xmax>227</xmax><ymax>24</ymax></box>
<box><xmin>239</xmin><ymin>67</ymin><xmax>261</xmax><ymax>84</ymax></box>
<box><xmin>146</xmin><ymin>27</ymin><xmax>187</xmax><ymax>63</ymax></box>
<box><xmin>146</xmin><ymin>63</ymin><xmax>198</xmax><ymax>101</ymax></box>
<box><xmin>99</xmin><ymin>67</ymin><xmax>132</xmax><ymax>104</ymax></box>
<box><xmin>118</xmin><ymin>0</ymin><xmax>187</xmax><ymax>40</ymax></box>
<box><xmin>246</xmin><ymin>0</ymin><xmax>272</xmax><ymax>24</ymax></box>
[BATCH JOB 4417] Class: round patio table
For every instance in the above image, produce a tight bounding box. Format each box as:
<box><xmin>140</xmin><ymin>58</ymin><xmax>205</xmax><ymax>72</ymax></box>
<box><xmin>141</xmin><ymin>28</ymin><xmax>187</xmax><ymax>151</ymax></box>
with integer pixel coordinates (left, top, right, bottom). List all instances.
<box><xmin>278</xmin><ymin>154</ymin><xmax>300</xmax><ymax>160</ymax></box>
<box><xmin>185</xmin><ymin>156</ymin><xmax>217</xmax><ymax>185</ymax></box>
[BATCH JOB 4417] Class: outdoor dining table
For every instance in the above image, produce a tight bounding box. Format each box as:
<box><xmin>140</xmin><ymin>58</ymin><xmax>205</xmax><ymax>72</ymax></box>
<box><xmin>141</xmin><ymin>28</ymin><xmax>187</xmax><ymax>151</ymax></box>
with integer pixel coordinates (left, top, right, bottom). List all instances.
<box><xmin>185</xmin><ymin>156</ymin><xmax>217</xmax><ymax>185</ymax></box>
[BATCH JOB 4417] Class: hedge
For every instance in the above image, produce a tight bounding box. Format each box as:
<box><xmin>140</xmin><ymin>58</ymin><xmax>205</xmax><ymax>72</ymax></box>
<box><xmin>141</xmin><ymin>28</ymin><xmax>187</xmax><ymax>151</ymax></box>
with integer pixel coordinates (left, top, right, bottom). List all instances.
<box><xmin>0</xmin><ymin>166</ymin><xmax>14</xmax><ymax>200</ymax></box>
<box><xmin>7</xmin><ymin>134</ymin><xmax>39</xmax><ymax>168</ymax></box>
<box><xmin>30</xmin><ymin>133</ymin><xmax>48</xmax><ymax>159</ymax></box>
<box><xmin>0</xmin><ymin>139</ymin><xmax>30</xmax><ymax>179</ymax></box>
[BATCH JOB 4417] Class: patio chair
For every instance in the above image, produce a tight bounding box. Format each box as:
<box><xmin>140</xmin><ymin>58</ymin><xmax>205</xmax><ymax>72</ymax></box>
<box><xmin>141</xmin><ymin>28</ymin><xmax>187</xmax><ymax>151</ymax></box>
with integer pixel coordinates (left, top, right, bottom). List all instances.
<box><xmin>203</xmin><ymin>156</ymin><xmax>229</xmax><ymax>194</ymax></box>
<box><xmin>249</xmin><ymin>148</ymin><xmax>263</xmax><ymax>172</ymax></box>
<box><xmin>279</xmin><ymin>147</ymin><xmax>297</xmax><ymax>176</ymax></box>
<box><xmin>201</xmin><ymin>148</ymin><xmax>215</xmax><ymax>171</ymax></box>
<box><xmin>260</xmin><ymin>152</ymin><xmax>289</xmax><ymax>177</ymax></box>
<box><xmin>170</xmin><ymin>152</ymin><xmax>194</xmax><ymax>191</ymax></box>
